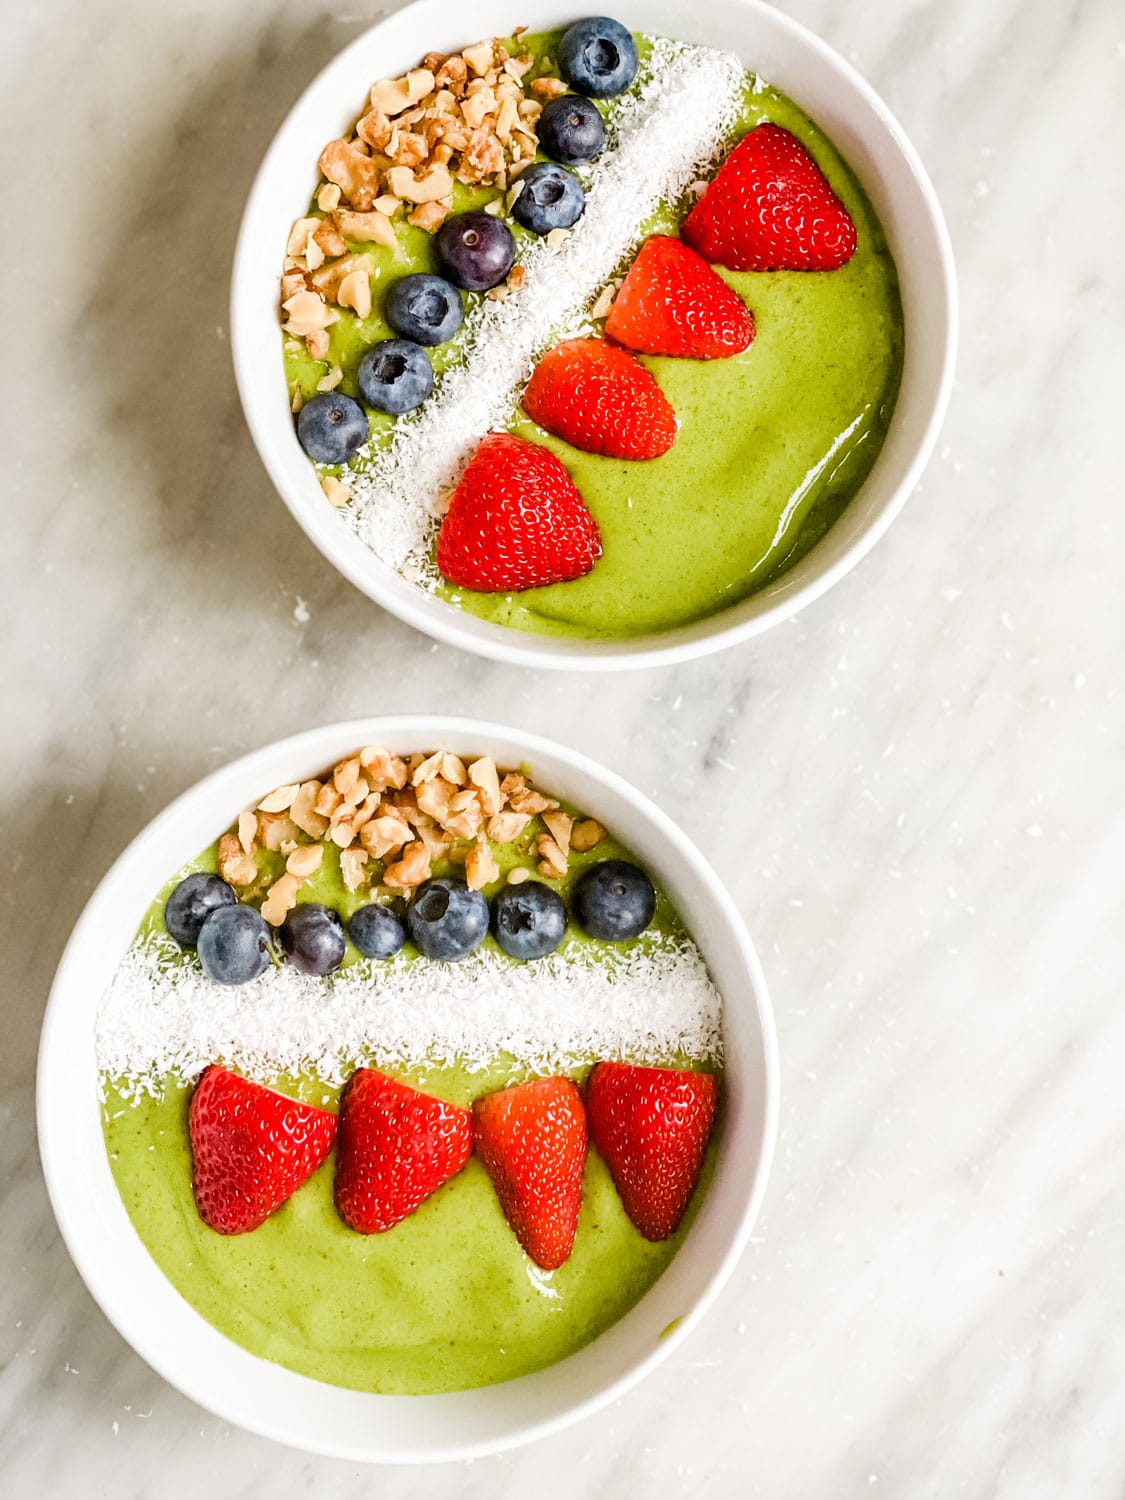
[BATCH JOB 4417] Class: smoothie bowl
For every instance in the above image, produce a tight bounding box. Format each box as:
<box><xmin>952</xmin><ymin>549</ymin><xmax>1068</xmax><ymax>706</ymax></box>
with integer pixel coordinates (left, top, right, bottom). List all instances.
<box><xmin>38</xmin><ymin>718</ymin><xmax>776</xmax><ymax>1461</ymax></box>
<box><xmin>232</xmin><ymin>0</ymin><xmax>955</xmax><ymax>668</ymax></box>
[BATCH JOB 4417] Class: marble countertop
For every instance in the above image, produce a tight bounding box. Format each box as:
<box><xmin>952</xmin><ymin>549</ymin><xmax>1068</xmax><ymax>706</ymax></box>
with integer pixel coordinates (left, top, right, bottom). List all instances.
<box><xmin>4</xmin><ymin>0</ymin><xmax>1123</xmax><ymax>1494</ymax></box>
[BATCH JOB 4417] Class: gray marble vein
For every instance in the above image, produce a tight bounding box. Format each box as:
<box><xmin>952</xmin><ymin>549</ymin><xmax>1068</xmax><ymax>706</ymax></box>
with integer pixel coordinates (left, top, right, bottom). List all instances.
<box><xmin>3</xmin><ymin>0</ymin><xmax>1124</xmax><ymax>1494</ymax></box>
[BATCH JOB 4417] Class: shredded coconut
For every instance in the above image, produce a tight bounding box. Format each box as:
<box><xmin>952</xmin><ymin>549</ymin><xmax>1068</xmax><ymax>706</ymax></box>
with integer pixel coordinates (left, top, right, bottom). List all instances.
<box><xmin>343</xmin><ymin>38</ymin><xmax>745</xmax><ymax>575</ymax></box>
<box><xmin>97</xmin><ymin>929</ymin><xmax>723</xmax><ymax>1097</ymax></box>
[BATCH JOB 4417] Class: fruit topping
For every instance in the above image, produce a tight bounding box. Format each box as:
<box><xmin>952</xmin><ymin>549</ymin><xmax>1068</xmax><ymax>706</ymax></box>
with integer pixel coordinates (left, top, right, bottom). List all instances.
<box><xmin>558</xmin><ymin>17</ymin><xmax>638</xmax><ymax>98</ymax></box>
<box><xmin>436</xmin><ymin>431</ymin><xmax>601</xmax><ymax>592</ymax></box>
<box><xmin>605</xmin><ymin>236</ymin><xmax>755</xmax><ymax>359</ymax></box>
<box><xmin>165</xmin><ymin>872</ymin><xmax>237</xmax><ymax>948</ymax></box>
<box><xmin>587</xmin><ymin>1062</ymin><xmax>717</xmax><ymax>1240</ymax></box>
<box><xmin>572</xmin><ymin>859</ymin><xmax>655</xmax><ymax>941</ymax></box>
<box><xmin>473</xmin><ymin>1076</ymin><xmax>587</xmax><ymax>1269</ymax></box>
<box><xmin>537</xmin><ymin>93</ymin><xmax>605</xmax><ymax>164</ymax></box>
<box><xmin>491</xmin><ymin>881</ymin><xmax>567</xmax><ymax>960</ymax></box>
<box><xmin>385</xmin><ymin>273</ymin><xmax>464</xmax><ymax>346</ymax></box>
<box><xmin>279</xmin><ymin>902</ymin><xmax>346</xmax><ymax>976</ymax></box>
<box><xmin>296</xmin><ymin>391</ymin><xmax>369</xmax><ymax>463</ymax></box>
<box><xmin>406</xmin><ymin>877</ymin><xmax>489</xmax><ymax>961</ymax></box>
<box><xmin>334</xmin><ymin>1069</ymin><xmax>472</xmax><ymax>1233</ymax></box>
<box><xmin>435</xmin><ymin>211</ymin><xmax>517</xmax><ymax>292</ymax></box>
<box><xmin>522</xmin><ymin>338</ymin><xmax>676</xmax><ymax>460</ymax></box>
<box><xmin>356</xmin><ymin>338</ymin><xmax>434</xmax><ymax>414</ymax></box>
<box><xmin>682</xmin><ymin>122</ymin><xmax>857</xmax><ymax>272</ymax></box>
<box><xmin>511</xmin><ymin>162</ymin><xmax>586</xmax><ymax>235</ymax></box>
<box><xmin>347</xmin><ymin>903</ymin><xmax>406</xmax><ymax>960</ymax></box>
<box><xmin>189</xmin><ymin>1066</ymin><xmax>337</xmax><ymax>1234</ymax></box>
<box><xmin>196</xmin><ymin>904</ymin><xmax>273</xmax><ymax>986</ymax></box>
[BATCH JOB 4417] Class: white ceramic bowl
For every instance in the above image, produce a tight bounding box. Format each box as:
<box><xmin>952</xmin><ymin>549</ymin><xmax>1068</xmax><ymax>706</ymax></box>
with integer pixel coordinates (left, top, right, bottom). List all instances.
<box><xmin>38</xmin><ymin>717</ymin><xmax>777</xmax><ymax>1462</ymax></box>
<box><xmin>231</xmin><ymin>0</ymin><xmax>956</xmax><ymax>670</ymax></box>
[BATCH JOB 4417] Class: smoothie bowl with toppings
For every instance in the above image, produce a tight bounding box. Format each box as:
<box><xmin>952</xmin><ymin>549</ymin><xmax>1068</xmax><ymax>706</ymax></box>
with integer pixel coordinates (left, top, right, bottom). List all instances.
<box><xmin>39</xmin><ymin>719</ymin><xmax>776</xmax><ymax>1460</ymax></box>
<box><xmin>233</xmin><ymin>0</ymin><xmax>955</xmax><ymax>666</ymax></box>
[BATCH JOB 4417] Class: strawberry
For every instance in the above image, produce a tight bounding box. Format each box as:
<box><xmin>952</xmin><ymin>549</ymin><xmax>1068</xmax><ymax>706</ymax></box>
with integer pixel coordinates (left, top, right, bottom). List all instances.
<box><xmin>334</xmin><ymin>1069</ymin><xmax>472</xmax><ymax>1233</ymax></box>
<box><xmin>437</xmin><ymin>432</ymin><xmax>602</xmax><ymax>592</ymax></box>
<box><xmin>522</xmin><ymin>339</ymin><xmax>677</xmax><ymax>460</ymax></box>
<box><xmin>472</xmin><ymin>1076</ymin><xmax>587</xmax><ymax>1270</ymax></box>
<box><xmin>189</xmin><ymin>1065</ymin><xmax>337</xmax><ymax>1235</ymax></box>
<box><xmin>683</xmin><ymin>123</ymin><xmax>857</xmax><ymax>272</ymax></box>
<box><xmin>604</xmin><ymin>236</ymin><xmax>754</xmax><ymax>359</ymax></box>
<box><xmin>587</xmin><ymin>1062</ymin><xmax>718</xmax><ymax>1241</ymax></box>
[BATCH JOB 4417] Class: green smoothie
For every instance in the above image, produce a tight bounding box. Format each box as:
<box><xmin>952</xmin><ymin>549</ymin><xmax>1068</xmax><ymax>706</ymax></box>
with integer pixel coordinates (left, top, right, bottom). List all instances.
<box><xmin>283</xmin><ymin>30</ymin><xmax>903</xmax><ymax>640</ymax></box>
<box><xmin>100</xmin><ymin>788</ymin><xmax>719</xmax><ymax>1393</ymax></box>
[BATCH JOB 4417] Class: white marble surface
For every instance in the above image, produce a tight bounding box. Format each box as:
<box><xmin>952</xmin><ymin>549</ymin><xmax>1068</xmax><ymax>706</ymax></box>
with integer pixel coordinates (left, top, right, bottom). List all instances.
<box><xmin>4</xmin><ymin>0</ymin><xmax>1124</xmax><ymax>1493</ymax></box>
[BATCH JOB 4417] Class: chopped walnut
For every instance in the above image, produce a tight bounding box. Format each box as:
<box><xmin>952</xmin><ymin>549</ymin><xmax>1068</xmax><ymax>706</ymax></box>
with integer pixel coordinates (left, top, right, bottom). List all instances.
<box><xmin>360</xmin><ymin>747</ymin><xmax>409</xmax><ymax>790</ymax></box>
<box><xmin>258</xmin><ymin>783</ymin><xmax>299</xmax><ymax>814</ymax></box>
<box><xmin>290</xmin><ymin>782</ymin><xmax>329</xmax><ymax>837</ymax></box>
<box><xmin>465</xmin><ymin>839</ymin><xmax>500</xmax><ymax>890</ymax></box>
<box><xmin>507</xmin><ymin>866</ymin><xmax>531</xmax><ymax>885</ymax></box>
<box><xmin>258</xmin><ymin>813</ymin><xmax>301</xmax><ymax>852</ymax></box>
<box><xmin>537</xmin><ymin>834</ymin><xmax>568</xmax><ymax>880</ymax></box>
<box><xmin>488</xmin><ymin>809</ymin><xmax>530</xmax><ymax>843</ymax></box>
<box><xmin>468</xmin><ymin>756</ymin><xmax>502</xmax><ymax>815</ymax></box>
<box><xmin>237</xmin><ymin>810</ymin><xmax>257</xmax><ymax>854</ymax></box>
<box><xmin>286</xmin><ymin>844</ymin><xmax>324</xmax><ymax>879</ymax></box>
<box><xmin>542</xmin><ymin>809</ymin><xmax>573</xmax><ymax>857</ymax></box>
<box><xmin>261</xmin><ymin>872</ymin><xmax>302</xmax><ymax>926</ymax></box>
<box><xmin>383</xmin><ymin>839</ymin><xmax>431</xmax><ymax>892</ymax></box>
<box><xmin>570</xmin><ymin>818</ymin><xmax>606</xmax><ymax>853</ymax></box>
<box><xmin>218</xmin><ymin>832</ymin><xmax>258</xmax><ymax>887</ymax></box>
<box><xmin>340</xmin><ymin>847</ymin><xmax>369</xmax><ymax>892</ymax></box>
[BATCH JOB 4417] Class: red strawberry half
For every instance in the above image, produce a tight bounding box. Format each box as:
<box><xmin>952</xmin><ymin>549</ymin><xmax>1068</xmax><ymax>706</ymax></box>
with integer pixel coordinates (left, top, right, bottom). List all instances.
<box><xmin>189</xmin><ymin>1065</ymin><xmax>337</xmax><ymax>1235</ymax></box>
<box><xmin>437</xmin><ymin>432</ymin><xmax>602</xmax><ymax>592</ymax></box>
<box><xmin>472</xmin><ymin>1076</ymin><xmax>587</xmax><ymax>1270</ymax></box>
<box><xmin>683</xmin><ymin>122</ymin><xmax>857</xmax><ymax>272</ymax></box>
<box><xmin>334</xmin><ymin>1069</ymin><xmax>472</xmax><ymax>1233</ymax></box>
<box><xmin>522</xmin><ymin>338</ymin><xmax>677</xmax><ymax>461</ymax></box>
<box><xmin>587</xmin><ymin>1062</ymin><xmax>718</xmax><ymax>1241</ymax></box>
<box><xmin>605</xmin><ymin>236</ymin><xmax>754</xmax><ymax>360</ymax></box>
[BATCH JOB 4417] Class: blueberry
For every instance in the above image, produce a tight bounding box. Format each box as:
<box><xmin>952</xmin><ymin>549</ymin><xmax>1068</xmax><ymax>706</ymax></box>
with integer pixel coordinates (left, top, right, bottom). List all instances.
<box><xmin>407</xmin><ymin>878</ymin><xmax>489</xmax><ymax>961</ymax></box>
<box><xmin>491</xmin><ymin>881</ymin><xmax>567</xmax><ymax>960</ymax></box>
<box><xmin>356</xmin><ymin>338</ymin><xmax>433</xmax><ymax>415</ymax></box>
<box><xmin>537</xmin><ymin>94</ymin><xmax>605</xmax><ymax>166</ymax></box>
<box><xmin>279</xmin><ymin>903</ymin><xmax>346</xmax><ymax>976</ymax></box>
<box><xmin>435</xmin><ymin>212</ymin><xmax>517</xmax><ymax>292</ymax></box>
<box><xmin>511</xmin><ymin>163</ymin><xmax>586</xmax><ymax>235</ymax></box>
<box><xmin>558</xmin><ymin>17</ymin><xmax>638</xmax><ymax>98</ymax></box>
<box><xmin>385</xmin><ymin>274</ymin><xmax>463</xmax><ymax>346</ymax></box>
<box><xmin>197</xmin><ymin>904</ymin><xmax>273</xmax><ymax>985</ymax></box>
<box><xmin>296</xmin><ymin>391</ymin><xmax>368</xmax><ymax>464</ymax></box>
<box><xmin>164</xmin><ymin>872</ymin><xmax>237</xmax><ymax>948</ymax></box>
<box><xmin>348</xmin><ymin>903</ymin><xmax>406</xmax><ymax>960</ymax></box>
<box><xmin>572</xmin><ymin>859</ymin><xmax>655</xmax><ymax>941</ymax></box>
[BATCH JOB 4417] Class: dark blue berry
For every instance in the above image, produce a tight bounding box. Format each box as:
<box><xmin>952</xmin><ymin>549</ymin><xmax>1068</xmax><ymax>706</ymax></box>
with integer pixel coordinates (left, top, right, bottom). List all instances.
<box><xmin>197</xmin><ymin>904</ymin><xmax>273</xmax><ymax>985</ymax></box>
<box><xmin>296</xmin><ymin>391</ymin><xmax>368</xmax><ymax>464</ymax></box>
<box><xmin>435</xmin><ymin>212</ymin><xmax>516</xmax><ymax>292</ymax></box>
<box><xmin>572</xmin><ymin>859</ymin><xmax>655</xmax><ymax>941</ymax></box>
<box><xmin>348</xmin><ymin>903</ymin><xmax>406</xmax><ymax>960</ymax></box>
<box><xmin>407</xmin><ymin>878</ymin><xmax>489</xmax><ymax>961</ymax></box>
<box><xmin>558</xmin><ymin>17</ymin><xmax>638</xmax><ymax>98</ymax></box>
<box><xmin>356</xmin><ymin>338</ymin><xmax>433</xmax><ymax>415</ymax></box>
<box><xmin>279</xmin><ymin>903</ymin><xmax>345</xmax><ymax>976</ymax></box>
<box><xmin>165</xmin><ymin>872</ymin><xmax>237</xmax><ymax>948</ymax></box>
<box><xmin>511</xmin><ymin>163</ymin><xmax>586</xmax><ymax>235</ymax></box>
<box><xmin>385</xmin><ymin>274</ymin><xmax>463</xmax><ymax>346</ymax></box>
<box><xmin>537</xmin><ymin>95</ymin><xmax>605</xmax><ymax>165</ymax></box>
<box><xmin>491</xmin><ymin>881</ymin><xmax>567</xmax><ymax>960</ymax></box>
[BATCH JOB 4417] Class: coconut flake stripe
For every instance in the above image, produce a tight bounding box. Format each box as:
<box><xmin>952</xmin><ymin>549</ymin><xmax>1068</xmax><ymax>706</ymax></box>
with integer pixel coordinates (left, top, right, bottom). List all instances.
<box><xmin>97</xmin><ymin>931</ymin><xmax>723</xmax><ymax>1096</ymax></box>
<box><xmin>344</xmin><ymin>38</ymin><xmax>746</xmax><ymax>574</ymax></box>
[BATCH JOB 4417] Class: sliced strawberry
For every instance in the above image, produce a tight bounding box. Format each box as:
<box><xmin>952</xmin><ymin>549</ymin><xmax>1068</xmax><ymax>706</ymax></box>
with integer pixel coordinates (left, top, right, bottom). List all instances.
<box><xmin>683</xmin><ymin>123</ymin><xmax>857</xmax><ymax>272</ymax></box>
<box><xmin>189</xmin><ymin>1065</ymin><xmax>337</xmax><ymax>1235</ymax></box>
<box><xmin>587</xmin><ymin>1062</ymin><xmax>718</xmax><ymax>1241</ymax></box>
<box><xmin>522</xmin><ymin>338</ymin><xmax>677</xmax><ymax>460</ymax></box>
<box><xmin>334</xmin><ymin>1069</ymin><xmax>472</xmax><ymax>1233</ymax></box>
<box><xmin>604</xmin><ymin>236</ymin><xmax>754</xmax><ymax>360</ymax></box>
<box><xmin>472</xmin><ymin>1076</ymin><xmax>587</xmax><ymax>1270</ymax></box>
<box><xmin>437</xmin><ymin>432</ymin><xmax>602</xmax><ymax>592</ymax></box>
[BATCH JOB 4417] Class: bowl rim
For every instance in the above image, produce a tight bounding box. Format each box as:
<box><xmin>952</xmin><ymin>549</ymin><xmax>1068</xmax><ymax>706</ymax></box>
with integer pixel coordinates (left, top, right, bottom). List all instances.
<box><xmin>230</xmin><ymin>0</ymin><xmax>957</xmax><ymax>671</ymax></box>
<box><xmin>37</xmin><ymin>715</ymin><xmax>779</xmax><ymax>1462</ymax></box>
